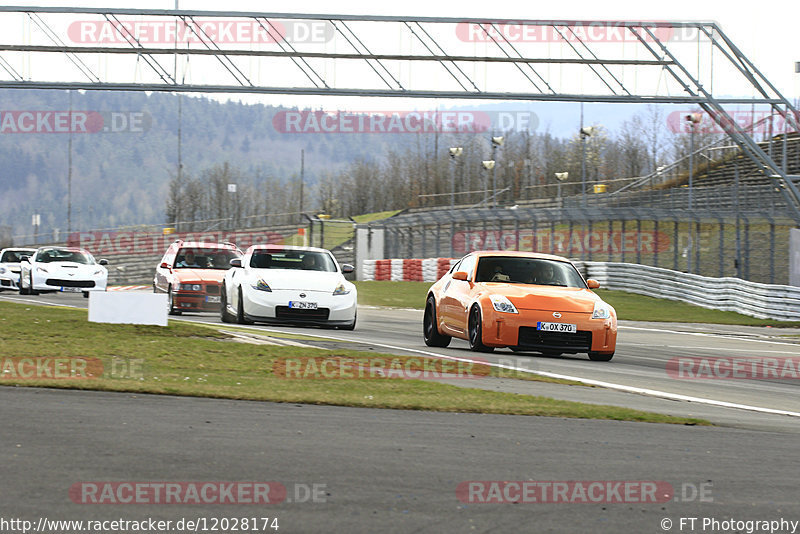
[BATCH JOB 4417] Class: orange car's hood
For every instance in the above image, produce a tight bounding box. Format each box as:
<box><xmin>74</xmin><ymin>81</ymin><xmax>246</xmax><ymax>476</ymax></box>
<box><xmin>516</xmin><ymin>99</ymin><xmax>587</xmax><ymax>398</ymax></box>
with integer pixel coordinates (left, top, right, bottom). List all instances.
<box><xmin>173</xmin><ymin>269</ymin><xmax>226</xmax><ymax>284</ymax></box>
<box><xmin>479</xmin><ymin>283</ymin><xmax>600</xmax><ymax>313</ymax></box>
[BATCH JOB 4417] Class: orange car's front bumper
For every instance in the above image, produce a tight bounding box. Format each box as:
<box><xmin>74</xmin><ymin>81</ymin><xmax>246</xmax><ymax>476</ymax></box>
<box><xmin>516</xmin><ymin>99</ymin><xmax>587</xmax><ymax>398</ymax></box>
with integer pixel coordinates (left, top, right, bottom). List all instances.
<box><xmin>481</xmin><ymin>308</ymin><xmax>617</xmax><ymax>353</ymax></box>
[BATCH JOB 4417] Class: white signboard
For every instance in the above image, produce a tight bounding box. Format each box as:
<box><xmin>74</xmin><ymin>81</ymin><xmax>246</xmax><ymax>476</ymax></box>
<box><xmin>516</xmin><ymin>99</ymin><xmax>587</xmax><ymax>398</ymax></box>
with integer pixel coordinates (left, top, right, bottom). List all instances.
<box><xmin>89</xmin><ymin>292</ymin><xmax>168</xmax><ymax>326</ymax></box>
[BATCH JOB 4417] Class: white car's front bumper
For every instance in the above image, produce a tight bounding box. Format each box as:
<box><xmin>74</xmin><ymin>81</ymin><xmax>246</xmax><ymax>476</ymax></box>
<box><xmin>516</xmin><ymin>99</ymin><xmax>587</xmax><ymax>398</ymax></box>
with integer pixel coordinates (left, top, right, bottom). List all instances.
<box><xmin>32</xmin><ymin>272</ymin><xmax>108</xmax><ymax>292</ymax></box>
<box><xmin>0</xmin><ymin>270</ymin><xmax>21</xmax><ymax>290</ymax></box>
<box><xmin>243</xmin><ymin>288</ymin><xmax>356</xmax><ymax>326</ymax></box>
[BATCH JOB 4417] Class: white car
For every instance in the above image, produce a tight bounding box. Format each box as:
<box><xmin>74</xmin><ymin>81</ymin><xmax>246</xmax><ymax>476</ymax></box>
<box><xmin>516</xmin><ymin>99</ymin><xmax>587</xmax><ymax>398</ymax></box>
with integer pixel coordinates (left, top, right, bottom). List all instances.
<box><xmin>221</xmin><ymin>245</ymin><xmax>357</xmax><ymax>329</ymax></box>
<box><xmin>19</xmin><ymin>246</ymin><xmax>109</xmax><ymax>298</ymax></box>
<box><xmin>0</xmin><ymin>248</ymin><xmax>37</xmax><ymax>291</ymax></box>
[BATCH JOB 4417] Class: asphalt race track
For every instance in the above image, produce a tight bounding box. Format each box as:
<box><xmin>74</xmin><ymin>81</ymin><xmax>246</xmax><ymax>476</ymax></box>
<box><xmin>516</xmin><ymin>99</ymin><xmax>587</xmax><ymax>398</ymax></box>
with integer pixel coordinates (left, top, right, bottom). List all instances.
<box><xmin>3</xmin><ymin>291</ymin><xmax>800</xmax><ymax>532</ymax></box>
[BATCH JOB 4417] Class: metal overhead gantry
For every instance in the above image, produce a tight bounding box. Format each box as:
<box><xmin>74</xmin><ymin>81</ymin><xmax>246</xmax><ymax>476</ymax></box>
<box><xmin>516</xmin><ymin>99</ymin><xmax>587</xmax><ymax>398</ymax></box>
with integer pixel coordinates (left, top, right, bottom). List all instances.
<box><xmin>0</xmin><ymin>7</ymin><xmax>798</xmax><ymax>218</ymax></box>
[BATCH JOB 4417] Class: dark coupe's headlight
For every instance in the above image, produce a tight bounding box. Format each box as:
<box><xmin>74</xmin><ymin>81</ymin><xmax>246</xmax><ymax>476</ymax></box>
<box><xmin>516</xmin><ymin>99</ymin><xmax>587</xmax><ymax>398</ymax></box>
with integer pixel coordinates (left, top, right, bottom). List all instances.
<box><xmin>179</xmin><ymin>283</ymin><xmax>202</xmax><ymax>291</ymax></box>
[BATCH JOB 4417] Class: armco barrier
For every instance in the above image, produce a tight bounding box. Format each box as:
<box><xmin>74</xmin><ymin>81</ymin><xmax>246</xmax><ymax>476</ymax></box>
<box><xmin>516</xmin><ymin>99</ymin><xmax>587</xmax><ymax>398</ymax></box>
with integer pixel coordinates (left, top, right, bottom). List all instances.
<box><xmin>362</xmin><ymin>257</ymin><xmax>800</xmax><ymax>321</ymax></box>
<box><xmin>586</xmin><ymin>262</ymin><xmax>800</xmax><ymax>321</ymax></box>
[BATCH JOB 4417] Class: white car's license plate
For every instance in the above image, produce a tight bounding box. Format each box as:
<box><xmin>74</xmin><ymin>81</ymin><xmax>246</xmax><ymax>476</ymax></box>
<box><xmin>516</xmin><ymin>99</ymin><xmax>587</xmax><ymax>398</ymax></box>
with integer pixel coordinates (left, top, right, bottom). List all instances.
<box><xmin>537</xmin><ymin>322</ymin><xmax>577</xmax><ymax>333</ymax></box>
<box><xmin>61</xmin><ymin>287</ymin><xmax>82</xmax><ymax>293</ymax></box>
<box><xmin>289</xmin><ymin>301</ymin><xmax>318</xmax><ymax>310</ymax></box>
<box><xmin>206</xmin><ymin>296</ymin><xmax>221</xmax><ymax>303</ymax></box>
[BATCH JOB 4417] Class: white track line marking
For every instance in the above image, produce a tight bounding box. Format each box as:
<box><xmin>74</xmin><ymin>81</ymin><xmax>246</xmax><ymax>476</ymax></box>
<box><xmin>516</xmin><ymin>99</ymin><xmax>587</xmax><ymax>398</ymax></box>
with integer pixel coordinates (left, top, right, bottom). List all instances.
<box><xmin>183</xmin><ymin>319</ymin><xmax>800</xmax><ymax>419</ymax></box>
<box><xmin>620</xmin><ymin>325</ymin><xmax>800</xmax><ymax>348</ymax></box>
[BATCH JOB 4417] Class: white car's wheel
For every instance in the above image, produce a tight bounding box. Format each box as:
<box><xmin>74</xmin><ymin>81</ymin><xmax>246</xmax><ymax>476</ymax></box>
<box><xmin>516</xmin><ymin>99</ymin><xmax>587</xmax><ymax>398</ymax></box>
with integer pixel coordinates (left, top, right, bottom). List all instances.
<box><xmin>28</xmin><ymin>273</ymin><xmax>39</xmax><ymax>296</ymax></box>
<box><xmin>339</xmin><ymin>311</ymin><xmax>357</xmax><ymax>331</ymax></box>
<box><xmin>236</xmin><ymin>289</ymin><xmax>252</xmax><ymax>325</ymax></box>
<box><xmin>18</xmin><ymin>272</ymin><xmax>29</xmax><ymax>295</ymax></box>
<box><xmin>220</xmin><ymin>285</ymin><xmax>235</xmax><ymax>323</ymax></box>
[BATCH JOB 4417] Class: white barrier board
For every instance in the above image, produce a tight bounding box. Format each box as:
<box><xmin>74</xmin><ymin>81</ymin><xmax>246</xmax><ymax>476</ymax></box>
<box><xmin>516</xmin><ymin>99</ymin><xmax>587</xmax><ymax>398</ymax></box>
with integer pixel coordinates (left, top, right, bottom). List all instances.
<box><xmin>88</xmin><ymin>292</ymin><xmax>168</xmax><ymax>326</ymax></box>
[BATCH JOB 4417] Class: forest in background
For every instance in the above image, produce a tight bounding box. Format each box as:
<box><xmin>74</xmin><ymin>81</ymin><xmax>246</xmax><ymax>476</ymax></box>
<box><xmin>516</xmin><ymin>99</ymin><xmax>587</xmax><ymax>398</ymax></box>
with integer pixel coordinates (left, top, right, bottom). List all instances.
<box><xmin>0</xmin><ymin>89</ymin><xmax>719</xmax><ymax>243</ymax></box>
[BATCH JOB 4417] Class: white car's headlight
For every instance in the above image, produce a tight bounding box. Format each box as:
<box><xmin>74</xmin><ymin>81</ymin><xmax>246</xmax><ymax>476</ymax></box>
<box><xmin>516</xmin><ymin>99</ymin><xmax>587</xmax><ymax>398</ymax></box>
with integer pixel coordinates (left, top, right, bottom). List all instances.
<box><xmin>252</xmin><ymin>279</ymin><xmax>272</xmax><ymax>292</ymax></box>
<box><xmin>489</xmin><ymin>295</ymin><xmax>518</xmax><ymax>314</ymax></box>
<box><xmin>333</xmin><ymin>283</ymin><xmax>350</xmax><ymax>296</ymax></box>
<box><xmin>0</xmin><ymin>267</ymin><xmax>5</xmax><ymax>274</ymax></box>
<box><xmin>93</xmin><ymin>269</ymin><xmax>105</xmax><ymax>276</ymax></box>
<box><xmin>592</xmin><ymin>301</ymin><xmax>613</xmax><ymax>320</ymax></box>
<box><xmin>36</xmin><ymin>267</ymin><xmax>48</xmax><ymax>273</ymax></box>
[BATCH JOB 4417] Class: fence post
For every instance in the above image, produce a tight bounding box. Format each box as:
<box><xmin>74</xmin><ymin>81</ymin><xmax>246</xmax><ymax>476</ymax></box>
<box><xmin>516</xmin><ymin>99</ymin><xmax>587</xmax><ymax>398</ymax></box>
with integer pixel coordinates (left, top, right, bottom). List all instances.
<box><xmin>636</xmin><ymin>218</ymin><xmax>642</xmax><ymax>265</ymax></box>
<box><xmin>718</xmin><ymin>218</ymin><xmax>724</xmax><ymax>277</ymax></box>
<box><xmin>653</xmin><ymin>219</ymin><xmax>659</xmax><ymax>268</ymax></box>
<box><xmin>694</xmin><ymin>219</ymin><xmax>701</xmax><ymax>276</ymax></box>
<box><xmin>673</xmin><ymin>220</ymin><xmax>679</xmax><ymax>271</ymax></box>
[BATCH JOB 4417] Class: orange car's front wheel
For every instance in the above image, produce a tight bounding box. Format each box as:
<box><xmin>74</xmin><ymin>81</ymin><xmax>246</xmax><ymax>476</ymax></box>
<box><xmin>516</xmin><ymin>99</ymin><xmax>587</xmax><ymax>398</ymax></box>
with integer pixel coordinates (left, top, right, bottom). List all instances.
<box><xmin>423</xmin><ymin>296</ymin><xmax>451</xmax><ymax>347</ymax></box>
<box><xmin>468</xmin><ymin>305</ymin><xmax>494</xmax><ymax>353</ymax></box>
<box><xmin>588</xmin><ymin>351</ymin><xmax>614</xmax><ymax>362</ymax></box>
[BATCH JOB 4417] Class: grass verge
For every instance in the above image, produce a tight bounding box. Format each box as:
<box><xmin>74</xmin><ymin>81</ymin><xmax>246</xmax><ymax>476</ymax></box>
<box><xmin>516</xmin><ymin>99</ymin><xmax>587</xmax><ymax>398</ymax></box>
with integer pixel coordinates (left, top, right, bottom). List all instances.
<box><xmin>0</xmin><ymin>301</ymin><xmax>706</xmax><ymax>425</ymax></box>
<box><xmin>354</xmin><ymin>281</ymin><xmax>800</xmax><ymax>327</ymax></box>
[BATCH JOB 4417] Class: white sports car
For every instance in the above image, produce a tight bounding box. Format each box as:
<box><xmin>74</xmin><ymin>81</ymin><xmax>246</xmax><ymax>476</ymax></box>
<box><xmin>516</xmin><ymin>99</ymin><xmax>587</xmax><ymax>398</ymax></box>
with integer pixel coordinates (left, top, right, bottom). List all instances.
<box><xmin>18</xmin><ymin>246</ymin><xmax>109</xmax><ymax>298</ymax></box>
<box><xmin>221</xmin><ymin>245</ymin><xmax>357</xmax><ymax>329</ymax></box>
<box><xmin>0</xmin><ymin>248</ymin><xmax>37</xmax><ymax>290</ymax></box>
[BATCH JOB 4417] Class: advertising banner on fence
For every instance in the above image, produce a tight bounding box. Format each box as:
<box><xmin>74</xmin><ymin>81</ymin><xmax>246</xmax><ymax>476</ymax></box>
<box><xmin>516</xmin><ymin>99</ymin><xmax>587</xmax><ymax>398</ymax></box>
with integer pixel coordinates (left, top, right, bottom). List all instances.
<box><xmin>68</xmin><ymin>229</ymin><xmax>295</xmax><ymax>256</ymax></box>
<box><xmin>452</xmin><ymin>230</ymin><xmax>671</xmax><ymax>255</ymax></box>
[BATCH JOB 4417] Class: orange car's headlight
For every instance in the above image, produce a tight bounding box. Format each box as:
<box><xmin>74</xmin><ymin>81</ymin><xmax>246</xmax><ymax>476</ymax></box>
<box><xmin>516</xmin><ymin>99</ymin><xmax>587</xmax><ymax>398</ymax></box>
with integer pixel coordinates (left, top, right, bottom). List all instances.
<box><xmin>592</xmin><ymin>301</ymin><xmax>613</xmax><ymax>319</ymax></box>
<box><xmin>489</xmin><ymin>295</ymin><xmax>518</xmax><ymax>314</ymax></box>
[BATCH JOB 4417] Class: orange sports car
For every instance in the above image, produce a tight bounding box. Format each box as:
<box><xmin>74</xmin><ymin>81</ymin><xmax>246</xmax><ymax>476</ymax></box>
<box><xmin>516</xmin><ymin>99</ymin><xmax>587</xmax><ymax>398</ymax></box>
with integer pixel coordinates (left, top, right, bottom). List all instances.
<box><xmin>423</xmin><ymin>251</ymin><xmax>617</xmax><ymax>361</ymax></box>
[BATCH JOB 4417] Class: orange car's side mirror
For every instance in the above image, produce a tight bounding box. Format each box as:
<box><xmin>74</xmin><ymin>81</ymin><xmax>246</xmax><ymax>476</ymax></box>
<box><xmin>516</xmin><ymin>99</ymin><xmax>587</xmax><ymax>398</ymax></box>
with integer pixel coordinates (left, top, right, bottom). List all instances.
<box><xmin>452</xmin><ymin>271</ymin><xmax>469</xmax><ymax>281</ymax></box>
<box><xmin>586</xmin><ymin>279</ymin><xmax>600</xmax><ymax>289</ymax></box>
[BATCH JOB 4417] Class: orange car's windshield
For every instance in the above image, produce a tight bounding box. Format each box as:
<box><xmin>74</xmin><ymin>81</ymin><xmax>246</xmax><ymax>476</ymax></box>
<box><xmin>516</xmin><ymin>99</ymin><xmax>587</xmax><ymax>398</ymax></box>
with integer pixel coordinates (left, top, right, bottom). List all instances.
<box><xmin>475</xmin><ymin>257</ymin><xmax>586</xmax><ymax>288</ymax></box>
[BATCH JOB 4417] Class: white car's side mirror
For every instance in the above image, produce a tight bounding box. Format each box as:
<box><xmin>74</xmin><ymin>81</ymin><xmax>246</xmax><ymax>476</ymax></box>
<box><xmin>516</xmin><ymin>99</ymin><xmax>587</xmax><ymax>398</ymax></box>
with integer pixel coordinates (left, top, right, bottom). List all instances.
<box><xmin>230</xmin><ymin>258</ymin><xmax>243</xmax><ymax>268</ymax></box>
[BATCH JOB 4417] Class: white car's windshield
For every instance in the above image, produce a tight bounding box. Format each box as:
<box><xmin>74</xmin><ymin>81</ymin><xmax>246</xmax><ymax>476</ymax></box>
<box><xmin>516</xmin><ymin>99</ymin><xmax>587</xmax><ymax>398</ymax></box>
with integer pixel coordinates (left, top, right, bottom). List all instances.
<box><xmin>249</xmin><ymin>250</ymin><xmax>337</xmax><ymax>272</ymax></box>
<box><xmin>1</xmin><ymin>250</ymin><xmax>32</xmax><ymax>263</ymax></box>
<box><xmin>475</xmin><ymin>257</ymin><xmax>586</xmax><ymax>288</ymax></box>
<box><xmin>35</xmin><ymin>248</ymin><xmax>94</xmax><ymax>265</ymax></box>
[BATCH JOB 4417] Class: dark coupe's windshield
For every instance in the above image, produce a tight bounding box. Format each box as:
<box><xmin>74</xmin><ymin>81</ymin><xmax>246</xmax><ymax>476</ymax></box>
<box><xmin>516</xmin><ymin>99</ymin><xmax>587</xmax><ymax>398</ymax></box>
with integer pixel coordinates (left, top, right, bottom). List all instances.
<box><xmin>249</xmin><ymin>250</ymin><xmax>337</xmax><ymax>272</ymax></box>
<box><xmin>174</xmin><ymin>248</ymin><xmax>240</xmax><ymax>269</ymax></box>
<box><xmin>35</xmin><ymin>248</ymin><xmax>94</xmax><ymax>265</ymax></box>
<box><xmin>475</xmin><ymin>257</ymin><xmax>587</xmax><ymax>288</ymax></box>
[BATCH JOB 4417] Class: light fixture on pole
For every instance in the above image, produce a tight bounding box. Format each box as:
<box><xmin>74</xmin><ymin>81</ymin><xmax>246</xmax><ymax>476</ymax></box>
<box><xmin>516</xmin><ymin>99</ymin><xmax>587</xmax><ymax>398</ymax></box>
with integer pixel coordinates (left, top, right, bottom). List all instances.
<box><xmin>685</xmin><ymin>112</ymin><xmax>702</xmax><ymax>274</ymax></box>
<box><xmin>555</xmin><ymin>171</ymin><xmax>569</xmax><ymax>202</ymax></box>
<box><xmin>685</xmin><ymin>113</ymin><xmax>702</xmax><ymax>211</ymax></box>
<box><xmin>482</xmin><ymin>160</ymin><xmax>495</xmax><ymax>207</ymax></box>
<box><xmin>580</xmin><ymin>126</ymin><xmax>594</xmax><ymax>207</ymax></box>
<box><xmin>449</xmin><ymin>147</ymin><xmax>463</xmax><ymax>210</ymax></box>
<box><xmin>491</xmin><ymin>136</ymin><xmax>503</xmax><ymax>208</ymax></box>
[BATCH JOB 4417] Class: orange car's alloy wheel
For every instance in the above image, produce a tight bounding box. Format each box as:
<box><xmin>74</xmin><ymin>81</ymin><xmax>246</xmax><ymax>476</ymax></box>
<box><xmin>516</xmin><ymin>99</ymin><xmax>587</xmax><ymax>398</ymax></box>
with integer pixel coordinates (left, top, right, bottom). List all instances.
<box><xmin>423</xmin><ymin>296</ymin><xmax>451</xmax><ymax>348</ymax></box>
<box><xmin>468</xmin><ymin>305</ymin><xmax>493</xmax><ymax>353</ymax></box>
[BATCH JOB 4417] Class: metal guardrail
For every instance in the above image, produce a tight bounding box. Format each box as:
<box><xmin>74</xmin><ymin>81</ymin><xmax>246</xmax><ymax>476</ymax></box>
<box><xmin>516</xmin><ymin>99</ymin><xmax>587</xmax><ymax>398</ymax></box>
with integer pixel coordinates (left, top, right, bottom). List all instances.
<box><xmin>586</xmin><ymin>262</ymin><xmax>800</xmax><ymax>321</ymax></box>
